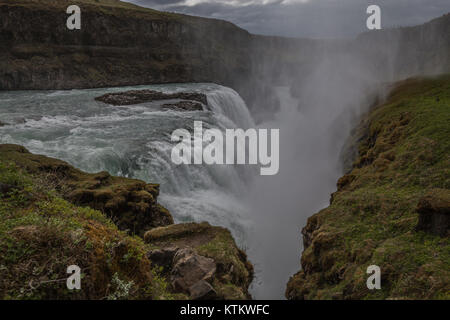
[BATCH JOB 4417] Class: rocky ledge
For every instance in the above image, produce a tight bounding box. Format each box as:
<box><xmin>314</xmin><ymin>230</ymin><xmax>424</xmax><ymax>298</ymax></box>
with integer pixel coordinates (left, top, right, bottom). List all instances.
<box><xmin>95</xmin><ymin>90</ymin><xmax>207</xmax><ymax>109</ymax></box>
<box><xmin>0</xmin><ymin>144</ymin><xmax>253</xmax><ymax>300</ymax></box>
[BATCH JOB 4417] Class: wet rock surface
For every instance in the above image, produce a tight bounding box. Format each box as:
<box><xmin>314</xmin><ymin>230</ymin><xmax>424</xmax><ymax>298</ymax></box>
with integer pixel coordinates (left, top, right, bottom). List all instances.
<box><xmin>95</xmin><ymin>89</ymin><xmax>207</xmax><ymax>107</ymax></box>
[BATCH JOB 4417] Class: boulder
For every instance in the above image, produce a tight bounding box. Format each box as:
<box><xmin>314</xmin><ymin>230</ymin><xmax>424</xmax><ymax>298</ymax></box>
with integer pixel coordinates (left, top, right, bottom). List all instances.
<box><xmin>0</xmin><ymin>144</ymin><xmax>174</xmax><ymax>236</ymax></box>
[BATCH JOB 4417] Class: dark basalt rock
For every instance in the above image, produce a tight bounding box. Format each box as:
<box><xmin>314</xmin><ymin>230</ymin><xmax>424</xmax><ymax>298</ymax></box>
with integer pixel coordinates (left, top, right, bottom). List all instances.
<box><xmin>162</xmin><ymin>100</ymin><xmax>203</xmax><ymax>111</ymax></box>
<box><xmin>189</xmin><ymin>280</ymin><xmax>217</xmax><ymax>300</ymax></box>
<box><xmin>95</xmin><ymin>90</ymin><xmax>207</xmax><ymax>107</ymax></box>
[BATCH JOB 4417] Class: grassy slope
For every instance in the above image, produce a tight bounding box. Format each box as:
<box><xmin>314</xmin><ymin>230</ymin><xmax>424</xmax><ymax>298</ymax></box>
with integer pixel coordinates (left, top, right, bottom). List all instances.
<box><xmin>0</xmin><ymin>145</ymin><xmax>252</xmax><ymax>299</ymax></box>
<box><xmin>286</xmin><ymin>75</ymin><xmax>450</xmax><ymax>300</ymax></box>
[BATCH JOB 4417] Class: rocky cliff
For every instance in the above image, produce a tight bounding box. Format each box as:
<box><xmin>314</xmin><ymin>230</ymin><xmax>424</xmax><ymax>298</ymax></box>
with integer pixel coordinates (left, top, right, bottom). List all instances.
<box><xmin>286</xmin><ymin>75</ymin><xmax>450</xmax><ymax>300</ymax></box>
<box><xmin>0</xmin><ymin>144</ymin><xmax>253</xmax><ymax>299</ymax></box>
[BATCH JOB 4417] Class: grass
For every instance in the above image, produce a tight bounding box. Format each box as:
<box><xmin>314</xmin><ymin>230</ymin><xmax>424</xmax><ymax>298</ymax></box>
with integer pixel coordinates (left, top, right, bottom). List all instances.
<box><xmin>0</xmin><ymin>159</ymin><xmax>174</xmax><ymax>300</ymax></box>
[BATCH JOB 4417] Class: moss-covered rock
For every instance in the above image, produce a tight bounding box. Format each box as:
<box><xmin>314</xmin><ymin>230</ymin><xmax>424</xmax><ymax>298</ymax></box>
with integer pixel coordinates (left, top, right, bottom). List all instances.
<box><xmin>286</xmin><ymin>75</ymin><xmax>450</xmax><ymax>300</ymax></box>
<box><xmin>0</xmin><ymin>144</ymin><xmax>253</xmax><ymax>300</ymax></box>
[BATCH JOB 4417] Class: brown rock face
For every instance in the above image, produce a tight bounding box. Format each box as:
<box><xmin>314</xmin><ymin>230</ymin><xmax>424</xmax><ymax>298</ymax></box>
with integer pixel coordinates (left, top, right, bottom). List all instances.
<box><xmin>0</xmin><ymin>144</ymin><xmax>173</xmax><ymax>236</ymax></box>
<box><xmin>416</xmin><ymin>189</ymin><xmax>450</xmax><ymax>237</ymax></box>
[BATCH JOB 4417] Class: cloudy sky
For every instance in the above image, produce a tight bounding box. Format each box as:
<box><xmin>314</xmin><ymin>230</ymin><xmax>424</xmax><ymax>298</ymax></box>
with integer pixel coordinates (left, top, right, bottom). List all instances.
<box><xmin>124</xmin><ymin>0</ymin><xmax>450</xmax><ymax>38</ymax></box>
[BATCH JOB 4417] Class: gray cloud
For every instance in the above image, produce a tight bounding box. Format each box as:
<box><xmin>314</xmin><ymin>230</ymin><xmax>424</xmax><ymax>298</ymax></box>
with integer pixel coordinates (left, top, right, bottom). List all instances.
<box><xmin>124</xmin><ymin>0</ymin><xmax>450</xmax><ymax>38</ymax></box>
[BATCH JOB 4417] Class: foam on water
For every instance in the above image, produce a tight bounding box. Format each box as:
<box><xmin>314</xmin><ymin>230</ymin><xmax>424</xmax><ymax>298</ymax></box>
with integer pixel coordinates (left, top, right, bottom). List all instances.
<box><xmin>0</xmin><ymin>84</ymin><xmax>255</xmax><ymax>246</ymax></box>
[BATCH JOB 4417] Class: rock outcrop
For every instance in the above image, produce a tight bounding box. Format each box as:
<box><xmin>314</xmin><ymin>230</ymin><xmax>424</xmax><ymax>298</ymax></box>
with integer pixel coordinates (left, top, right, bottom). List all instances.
<box><xmin>162</xmin><ymin>101</ymin><xmax>203</xmax><ymax>111</ymax></box>
<box><xmin>0</xmin><ymin>0</ymin><xmax>278</xmax><ymax>112</ymax></box>
<box><xmin>0</xmin><ymin>144</ymin><xmax>173</xmax><ymax>236</ymax></box>
<box><xmin>2</xmin><ymin>1</ymin><xmax>448</xmax><ymax>116</ymax></box>
<box><xmin>144</xmin><ymin>222</ymin><xmax>254</xmax><ymax>300</ymax></box>
<box><xmin>286</xmin><ymin>76</ymin><xmax>450</xmax><ymax>300</ymax></box>
<box><xmin>95</xmin><ymin>89</ymin><xmax>207</xmax><ymax>107</ymax></box>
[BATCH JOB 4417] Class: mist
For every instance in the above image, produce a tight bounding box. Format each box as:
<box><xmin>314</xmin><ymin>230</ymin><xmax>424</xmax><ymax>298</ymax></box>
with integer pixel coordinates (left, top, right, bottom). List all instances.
<box><xmin>241</xmin><ymin>11</ymin><xmax>449</xmax><ymax>298</ymax></box>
